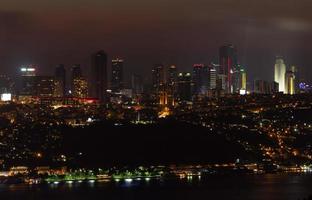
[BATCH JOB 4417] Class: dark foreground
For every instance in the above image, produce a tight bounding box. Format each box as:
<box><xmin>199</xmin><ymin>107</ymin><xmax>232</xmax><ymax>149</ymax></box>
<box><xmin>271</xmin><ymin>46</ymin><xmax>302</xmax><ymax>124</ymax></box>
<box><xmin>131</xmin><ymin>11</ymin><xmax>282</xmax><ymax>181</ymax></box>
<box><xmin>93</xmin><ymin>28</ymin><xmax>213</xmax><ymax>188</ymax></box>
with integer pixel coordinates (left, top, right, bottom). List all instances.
<box><xmin>1</xmin><ymin>174</ymin><xmax>312</xmax><ymax>200</ymax></box>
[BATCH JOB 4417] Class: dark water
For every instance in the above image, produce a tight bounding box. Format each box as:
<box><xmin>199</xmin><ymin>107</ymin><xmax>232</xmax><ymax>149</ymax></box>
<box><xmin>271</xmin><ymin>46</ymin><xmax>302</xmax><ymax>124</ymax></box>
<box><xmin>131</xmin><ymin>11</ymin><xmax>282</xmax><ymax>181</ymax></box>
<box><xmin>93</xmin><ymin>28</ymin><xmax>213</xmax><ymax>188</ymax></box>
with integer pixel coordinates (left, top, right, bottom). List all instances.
<box><xmin>1</xmin><ymin>174</ymin><xmax>312</xmax><ymax>200</ymax></box>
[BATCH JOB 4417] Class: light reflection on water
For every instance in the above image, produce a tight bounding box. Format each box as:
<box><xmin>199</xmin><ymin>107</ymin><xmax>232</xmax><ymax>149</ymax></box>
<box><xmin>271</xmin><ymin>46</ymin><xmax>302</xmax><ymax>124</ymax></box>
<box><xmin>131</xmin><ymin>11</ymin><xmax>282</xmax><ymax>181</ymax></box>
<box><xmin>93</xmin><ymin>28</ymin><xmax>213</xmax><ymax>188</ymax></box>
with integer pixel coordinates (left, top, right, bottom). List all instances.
<box><xmin>1</xmin><ymin>174</ymin><xmax>312</xmax><ymax>200</ymax></box>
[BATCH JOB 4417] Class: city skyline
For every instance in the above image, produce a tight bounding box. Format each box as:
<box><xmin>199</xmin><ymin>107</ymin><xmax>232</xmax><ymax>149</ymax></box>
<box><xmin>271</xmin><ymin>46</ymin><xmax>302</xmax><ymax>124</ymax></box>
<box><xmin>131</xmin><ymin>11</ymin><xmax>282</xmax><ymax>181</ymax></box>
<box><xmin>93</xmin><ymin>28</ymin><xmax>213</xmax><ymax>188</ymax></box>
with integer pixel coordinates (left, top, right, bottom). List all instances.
<box><xmin>0</xmin><ymin>0</ymin><xmax>312</xmax><ymax>82</ymax></box>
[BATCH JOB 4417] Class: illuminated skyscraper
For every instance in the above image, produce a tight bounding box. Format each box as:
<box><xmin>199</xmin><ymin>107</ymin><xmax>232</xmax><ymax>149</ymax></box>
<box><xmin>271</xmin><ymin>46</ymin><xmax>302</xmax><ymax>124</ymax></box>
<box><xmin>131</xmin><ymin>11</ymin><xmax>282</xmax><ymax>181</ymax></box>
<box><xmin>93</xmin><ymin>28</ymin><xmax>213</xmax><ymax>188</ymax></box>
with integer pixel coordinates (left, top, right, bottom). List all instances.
<box><xmin>19</xmin><ymin>65</ymin><xmax>37</xmax><ymax>96</ymax></box>
<box><xmin>274</xmin><ymin>57</ymin><xmax>286</xmax><ymax>92</ymax></box>
<box><xmin>71</xmin><ymin>65</ymin><xmax>82</xmax><ymax>93</ymax></box>
<box><xmin>152</xmin><ymin>64</ymin><xmax>165</xmax><ymax>93</ymax></box>
<box><xmin>111</xmin><ymin>58</ymin><xmax>124</xmax><ymax>92</ymax></box>
<box><xmin>91</xmin><ymin>50</ymin><xmax>108</xmax><ymax>103</ymax></box>
<box><xmin>219</xmin><ymin>44</ymin><xmax>237</xmax><ymax>94</ymax></box>
<box><xmin>177</xmin><ymin>72</ymin><xmax>192</xmax><ymax>101</ymax></box>
<box><xmin>192</xmin><ymin>64</ymin><xmax>208</xmax><ymax>95</ymax></box>
<box><xmin>285</xmin><ymin>70</ymin><xmax>295</xmax><ymax>95</ymax></box>
<box><xmin>168</xmin><ymin>65</ymin><xmax>178</xmax><ymax>88</ymax></box>
<box><xmin>54</xmin><ymin>64</ymin><xmax>66</xmax><ymax>97</ymax></box>
<box><xmin>73</xmin><ymin>77</ymin><xmax>88</xmax><ymax>98</ymax></box>
<box><xmin>36</xmin><ymin>76</ymin><xmax>55</xmax><ymax>97</ymax></box>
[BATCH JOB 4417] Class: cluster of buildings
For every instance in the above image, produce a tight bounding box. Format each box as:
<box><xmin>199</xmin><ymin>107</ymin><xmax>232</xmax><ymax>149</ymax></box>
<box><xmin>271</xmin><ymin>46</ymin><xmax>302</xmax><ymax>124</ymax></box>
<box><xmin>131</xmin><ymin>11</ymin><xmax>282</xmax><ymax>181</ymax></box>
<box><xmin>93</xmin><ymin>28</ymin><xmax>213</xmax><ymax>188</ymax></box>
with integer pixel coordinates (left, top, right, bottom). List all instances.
<box><xmin>0</xmin><ymin>45</ymin><xmax>310</xmax><ymax>106</ymax></box>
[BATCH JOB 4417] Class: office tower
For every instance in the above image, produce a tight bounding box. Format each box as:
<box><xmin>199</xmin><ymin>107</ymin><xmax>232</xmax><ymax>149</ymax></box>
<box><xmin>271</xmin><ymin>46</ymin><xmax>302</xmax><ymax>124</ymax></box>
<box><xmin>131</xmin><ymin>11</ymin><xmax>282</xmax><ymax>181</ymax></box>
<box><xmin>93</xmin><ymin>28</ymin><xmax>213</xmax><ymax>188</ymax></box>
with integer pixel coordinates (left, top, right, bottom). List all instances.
<box><xmin>73</xmin><ymin>77</ymin><xmax>88</xmax><ymax>98</ymax></box>
<box><xmin>290</xmin><ymin>66</ymin><xmax>299</xmax><ymax>93</ymax></box>
<box><xmin>274</xmin><ymin>57</ymin><xmax>286</xmax><ymax>93</ymax></box>
<box><xmin>152</xmin><ymin>64</ymin><xmax>165</xmax><ymax>93</ymax></box>
<box><xmin>111</xmin><ymin>58</ymin><xmax>124</xmax><ymax>92</ymax></box>
<box><xmin>91</xmin><ymin>50</ymin><xmax>108</xmax><ymax>103</ymax></box>
<box><xmin>71</xmin><ymin>65</ymin><xmax>82</xmax><ymax>94</ymax></box>
<box><xmin>54</xmin><ymin>64</ymin><xmax>66</xmax><ymax>97</ymax></box>
<box><xmin>36</xmin><ymin>76</ymin><xmax>55</xmax><ymax>97</ymax></box>
<box><xmin>208</xmin><ymin>63</ymin><xmax>218</xmax><ymax>90</ymax></box>
<box><xmin>131</xmin><ymin>74</ymin><xmax>143</xmax><ymax>94</ymax></box>
<box><xmin>219</xmin><ymin>44</ymin><xmax>237</xmax><ymax>94</ymax></box>
<box><xmin>177</xmin><ymin>72</ymin><xmax>192</xmax><ymax>101</ymax></box>
<box><xmin>19</xmin><ymin>65</ymin><xmax>37</xmax><ymax>96</ymax></box>
<box><xmin>254</xmin><ymin>80</ymin><xmax>270</xmax><ymax>94</ymax></box>
<box><xmin>167</xmin><ymin>65</ymin><xmax>178</xmax><ymax>106</ymax></box>
<box><xmin>192</xmin><ymin>64</ymin><xmax>208</xmax><ymax>95</ymax></box>
<box><xmin>285</xmin><ymin>70</ymin><xmax>295</xmax><ymax>95</ymax></box>
<box><xmin>168</xmin><ymin>65</ymin><xmax>178</xmax><ymax>88</ymax></box>
<box><xmin>241</xmin><ymin>69</ymin><xmax>247</xmax><ymax>90</ymax></box>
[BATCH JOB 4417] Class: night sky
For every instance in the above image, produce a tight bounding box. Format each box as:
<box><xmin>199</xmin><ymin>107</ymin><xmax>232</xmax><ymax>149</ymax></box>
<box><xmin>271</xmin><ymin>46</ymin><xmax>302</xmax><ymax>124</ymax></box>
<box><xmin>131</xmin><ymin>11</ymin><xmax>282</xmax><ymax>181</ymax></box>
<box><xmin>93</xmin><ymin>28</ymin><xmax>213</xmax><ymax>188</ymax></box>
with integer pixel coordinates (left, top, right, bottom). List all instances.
<box><xmin>0</xmin><ymin>0</ymin><xmax>311</xmax><ymax>83</ymax></box>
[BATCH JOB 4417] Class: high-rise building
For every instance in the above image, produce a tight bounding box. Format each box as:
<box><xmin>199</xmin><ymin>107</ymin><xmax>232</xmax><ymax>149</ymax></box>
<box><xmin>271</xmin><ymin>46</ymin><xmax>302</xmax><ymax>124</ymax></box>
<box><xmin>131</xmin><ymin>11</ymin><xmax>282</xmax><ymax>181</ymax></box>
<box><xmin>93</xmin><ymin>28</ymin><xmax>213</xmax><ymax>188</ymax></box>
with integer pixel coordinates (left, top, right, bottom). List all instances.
<box><xmin>152</xmin><ymin>64</ymin><xmax>165</xmax><ymax>93</ymax></box>
<box><xmin>71</xmin><ymin>65</ymin><xmax>82</xmax><ymax>94</ymax></box>
<box><xmin>192</xmin><ymin>64</ymin><xmax>208</xmax><ymax>95</ymax></box>
<box><xmin>131</xmin><ymin>74</ymin><xmax>143</xmax><ymax>94</ymax></box>
<box><xmin>111</xmin><ymin>58</ymin><xmax>124</xmax><ymax>92</ymax></box>
<box><xmin>274</xmin><ymin>57</ymin><xmax>286</xmax><ymax>93</ymax></box>
<box><xmin>168</xmin><ymin>65</ymin><xmax>177</xmax><ymax>88</ymax></box>
<box><xmin>91</xmin><ymin>50</ymin><xmax>108</xmax><ymax>103</ymax></box>
<box><xmin>167</xmin><ymin>65</ymin><xmax>178</xmax><ymax>106</ymax></box>
<box><xmin>73</xmin><ymin>77</ymin><xmax>88</xmax><ymax>98</ymax></box>
<box><xmin>19</xmin><ymin>65</ymin><xmax>37</xmax><ymax>96</ymax></box>
<box><xmin>285</xmin><ymin>70</ymin><xmax>295</xmax><ymax>95</ymax></box>
<box><xmin>219</xmin><ymin>44</ymin><xmax>237</xmax><ymax>94</ymax></box>
<box><xmin>208</xmin><ymin>63</ymin><xmax>218</xmax><ymax>90</ymax></box>
<box><xmin>254</xmin><ymin>80</ymin><xmax>270</xmax><ymax>94</ymax></box>
<box><xmin>36</xmin><ymin>76</ymin><xmax>55</xmax><ymax>97</ymax></box>
<box><xmin>177</xmin><ymin>72</ymin><xmax>192</xmax><ymax>102</ymax></box>
<box><xmin>54</xmin><ymin>64</ymin><xmax>66</xmax><ymax>97</ymax></box>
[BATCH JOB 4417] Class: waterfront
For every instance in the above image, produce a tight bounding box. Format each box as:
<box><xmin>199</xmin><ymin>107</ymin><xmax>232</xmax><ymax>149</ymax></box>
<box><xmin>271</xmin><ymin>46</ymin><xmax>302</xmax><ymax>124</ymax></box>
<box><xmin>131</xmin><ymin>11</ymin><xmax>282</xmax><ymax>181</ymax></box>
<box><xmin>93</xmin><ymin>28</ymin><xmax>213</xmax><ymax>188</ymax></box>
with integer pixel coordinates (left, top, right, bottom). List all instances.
<box><xmin>1</xmin><ymin>174</ymin><xmax>312</xmax><ymax>200</ymax></box>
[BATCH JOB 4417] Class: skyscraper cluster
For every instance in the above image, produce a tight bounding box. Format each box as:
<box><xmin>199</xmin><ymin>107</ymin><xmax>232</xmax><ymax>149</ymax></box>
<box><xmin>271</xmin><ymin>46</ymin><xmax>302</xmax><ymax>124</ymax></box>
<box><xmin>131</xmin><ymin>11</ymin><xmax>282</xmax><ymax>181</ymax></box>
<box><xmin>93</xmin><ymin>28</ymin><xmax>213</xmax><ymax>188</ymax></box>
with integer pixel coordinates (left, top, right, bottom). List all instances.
<box><xmin>274</xmin><ymin>57</ymin><xmax>297</xmax><ymax>95</ymax></box>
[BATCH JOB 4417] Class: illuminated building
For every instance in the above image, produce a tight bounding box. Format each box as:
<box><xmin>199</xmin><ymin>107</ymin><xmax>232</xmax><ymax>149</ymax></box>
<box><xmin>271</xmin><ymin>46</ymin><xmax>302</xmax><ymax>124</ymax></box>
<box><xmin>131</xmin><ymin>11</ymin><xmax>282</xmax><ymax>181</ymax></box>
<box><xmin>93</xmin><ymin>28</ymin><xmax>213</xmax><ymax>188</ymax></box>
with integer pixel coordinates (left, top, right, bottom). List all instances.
<box><xmin>177</xmin><ymin>72</ymin><xmax>192</xmax><ymax>102</ymax></box>
<box><xmin>168</xmin><ymin>65</ymin><xmax>178</xmax><ymax>87</ymax></box>
<box><xmin>73</xmin><ymin>77</ymin><xmax>88</xmax><ymax>98</ymax></box>
<box><xmin>111</xmin><ymin>58</ymin><xmax>124</xmax><ymax>92</ymax></box>
<box><xmin>36</xmin><ymin>76</ymin><xmax>55</xmax><ymax>97</ymax></box>
<box><xmin>152</xmin><ymin>64</ymin><xmax>165</xmax><ymax>93</ymax></box>
<box><xmin>192</xmin><ymin>64</ymin><xmax>208</xmax><ymax>95</ymax></box>
<box><xmin>285</xmin><ymin>70</ymin><xmax>295</xmax><ymax>95</ymax></box>
<box><xmin>71</xmin><ymin>65</ymin><xmax>82</xmax><ymax>92</ymax></box>
<box><xmin>274</xmin><ymin>57</ymin><xmax>286</xmax><ymax>92</ymax></box>
<box><xmin>219</xmin><ymin>44</ymin><xmax>237</xmax><ymax>94</ymax></box>
<box><xmin>54</xmin><ymin>65</ymin><xmax>66</xmax><ymax>97</ymax></box>
<box><xmin>208</xmin><ymin>64</ymin><xmax>217</xmax><ymax>90</ymax></box>
<box><xmin>91</xmin><ymin>50</ymin><xmax>108</xmax><ymax>103</ymax></box>
<box><xmin>19</xmin><ymin>65</ymin><xmax>37</xmax><ymax>96</ymax></box>
<box><xmin>167</xmin><ymin>65</ymin><xmax>178</xmax><ymax>106</ymax></box>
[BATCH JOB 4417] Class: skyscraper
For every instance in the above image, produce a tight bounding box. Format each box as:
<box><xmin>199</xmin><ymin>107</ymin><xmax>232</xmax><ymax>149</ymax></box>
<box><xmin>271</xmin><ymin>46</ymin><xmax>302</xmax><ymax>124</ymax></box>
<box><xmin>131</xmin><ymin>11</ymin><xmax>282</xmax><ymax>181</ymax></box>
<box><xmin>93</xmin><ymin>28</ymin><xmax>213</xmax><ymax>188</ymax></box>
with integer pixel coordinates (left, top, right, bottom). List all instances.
<box><xmin>71</xmin><ymin>65</ymin><xmax>82</xmax><ymax>93</ymax></box>
<box><xmin>168</xmin><ymin>65</ymin><xmax>178</xmax><ymax>88</ymax></box>
<box><xmin>274</xmin><ymin>57</ymin><xmax>286</xmax><ymax>93</ymax></box>
<box><xmin>91</xmin><ymin>50</ymin><xmax>108</xmax><ymax>103</ymax></box>
<box><xmin>73</xmin><ymin>77</ymin><xmax>88</xmax><ymax>98</ymax></box>
<box><xmin>219</xmin><ymin>44</ymin><xmax>237</xmax><ymax>94</ymax></box>
<box><xmin>54</xmin><ymin>64</ymin><xmax>66</xmax><ymax>97</ymax></box>
<box><xmin>285</xmin><ymin>70</ymin><xmax>295</xmax><ymax>95</ymax></box>
<box><xmin>152</xmin><ymin>64</ymin><xmax>165</xmax><ymax>93</ymax></box>
<box><xmin>131</xmin><ymin>74</ymin><xmax>143</xmax><ymax>95</ymax></box>
<box><xmin>177</xmin><ymin>72</ymin><xmax>192</xmax><ymax>102</ymax></box>
<box><xmin>111</xmin><ymin>58</ymin><xmax>124</xmax><ymax>92</ymax></box>
<box><xmin>19</xmin><ymin>65</ymin><xmax>37</xmax><ymax>96</ymax></box>
<box><xmin>192</xmin><ymin>64</ymin><xmax>208</xmax><ymax>95</ymax></box>
<box><xmin>36</xmin><ymin>76</ymin><xmax>55</xmax><ymax>97</ymax></box>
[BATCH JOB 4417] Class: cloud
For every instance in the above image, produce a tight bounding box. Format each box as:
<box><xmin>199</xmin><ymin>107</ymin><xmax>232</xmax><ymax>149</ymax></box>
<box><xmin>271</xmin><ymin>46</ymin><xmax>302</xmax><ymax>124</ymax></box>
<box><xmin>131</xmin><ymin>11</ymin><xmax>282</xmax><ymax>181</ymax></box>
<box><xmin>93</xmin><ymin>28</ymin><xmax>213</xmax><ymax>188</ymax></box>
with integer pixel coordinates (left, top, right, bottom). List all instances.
<box><xmin>274</xmin><ymin>18</ymin><xmax>312</xmax><ymax>32</ymax></box>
